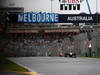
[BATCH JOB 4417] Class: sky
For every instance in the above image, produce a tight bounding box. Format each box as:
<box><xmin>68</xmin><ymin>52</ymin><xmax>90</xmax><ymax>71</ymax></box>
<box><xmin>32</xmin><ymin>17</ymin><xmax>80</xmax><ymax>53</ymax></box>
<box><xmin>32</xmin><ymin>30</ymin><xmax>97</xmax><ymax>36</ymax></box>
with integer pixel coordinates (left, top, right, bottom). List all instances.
<box><xmin>0</xmin><ymin>0</ymin><xmax>100</xmax><ymax>14</ymax></box>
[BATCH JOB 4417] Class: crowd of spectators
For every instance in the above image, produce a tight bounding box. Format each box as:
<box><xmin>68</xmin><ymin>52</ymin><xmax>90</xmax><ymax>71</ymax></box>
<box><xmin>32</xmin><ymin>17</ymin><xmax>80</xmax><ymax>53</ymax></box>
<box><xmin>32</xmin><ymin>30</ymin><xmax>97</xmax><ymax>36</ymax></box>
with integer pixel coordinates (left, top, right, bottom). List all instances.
<box><xmin>1</xmin><ymin>31</ymin><xmax>100</xmax><ymax>57</ymax></box>
<box><xmin>1</xmin><ymin>33</ymin><xmax>74</xmax><ymax>57</ymax></box>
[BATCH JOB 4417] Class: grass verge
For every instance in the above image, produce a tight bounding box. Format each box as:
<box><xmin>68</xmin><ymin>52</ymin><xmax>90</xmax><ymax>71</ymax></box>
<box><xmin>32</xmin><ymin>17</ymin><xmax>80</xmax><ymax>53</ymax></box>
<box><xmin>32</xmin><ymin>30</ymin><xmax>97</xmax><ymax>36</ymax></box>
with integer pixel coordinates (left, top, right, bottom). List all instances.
<box><xmin>81</xmin><ymin>56</ymin><xmax>100</xmax><ymax>59</ymax></box>
<box><xmin>0</xmin><ymin>56</ymin><xmax>29</xmax><ymax>72</ymax></box>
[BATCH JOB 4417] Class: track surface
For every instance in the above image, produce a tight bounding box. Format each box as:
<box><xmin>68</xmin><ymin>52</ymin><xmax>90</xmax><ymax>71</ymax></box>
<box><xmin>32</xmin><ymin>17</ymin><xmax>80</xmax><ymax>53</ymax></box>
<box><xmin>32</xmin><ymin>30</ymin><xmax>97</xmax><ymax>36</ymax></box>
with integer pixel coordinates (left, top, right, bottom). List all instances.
<box><xmin>9</xmin><ymin>57</ymin><xmax>100</xmax><ymax>75</ymax></box>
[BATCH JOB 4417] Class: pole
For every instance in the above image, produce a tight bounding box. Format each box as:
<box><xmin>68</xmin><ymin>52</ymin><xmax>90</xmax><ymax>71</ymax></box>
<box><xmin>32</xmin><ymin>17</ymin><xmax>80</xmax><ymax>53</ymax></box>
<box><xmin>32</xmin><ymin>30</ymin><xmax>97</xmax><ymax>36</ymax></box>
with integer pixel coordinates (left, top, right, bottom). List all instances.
<box><xmin>96</xmin><ymin>0</ymin><xmax>98</xmax><ymax>12</ymax></box>
<box><xmin>96</xmin><ymin>0</ymin><xmax>98</xmax><ymax>25</ymax></box>
<box><xmin>50</xmin><ymin>0</ymin><xmax>54</xmax><ymax>13</ymax></box>
<box><xmin>86</xmin><ymin>0</ymin><xmax>92</xmax><ymax>14</ymax></box>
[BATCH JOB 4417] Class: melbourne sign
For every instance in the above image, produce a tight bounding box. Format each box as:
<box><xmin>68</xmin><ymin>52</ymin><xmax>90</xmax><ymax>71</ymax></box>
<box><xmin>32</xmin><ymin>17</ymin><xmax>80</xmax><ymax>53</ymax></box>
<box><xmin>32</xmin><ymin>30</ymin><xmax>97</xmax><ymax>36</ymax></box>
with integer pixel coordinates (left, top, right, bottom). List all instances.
<box><xmin>18</xmin><ymin>12</ymin><xmax>59</xmax><ymax>23</ymax></box>
<box><xmin>8</xmin><ymin>12</ymin><xmax>100</xmax><ymax>23</ymax></box>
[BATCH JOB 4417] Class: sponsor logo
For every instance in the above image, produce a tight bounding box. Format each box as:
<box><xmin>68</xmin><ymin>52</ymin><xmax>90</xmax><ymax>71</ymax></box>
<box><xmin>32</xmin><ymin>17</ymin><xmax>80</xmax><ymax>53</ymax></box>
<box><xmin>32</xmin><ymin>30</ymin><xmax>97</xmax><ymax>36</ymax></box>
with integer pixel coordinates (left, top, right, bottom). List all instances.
<box><xmin>59</xmin><ymin>0</ymin><xmax>83</xmax><ymax>10</ymax></box>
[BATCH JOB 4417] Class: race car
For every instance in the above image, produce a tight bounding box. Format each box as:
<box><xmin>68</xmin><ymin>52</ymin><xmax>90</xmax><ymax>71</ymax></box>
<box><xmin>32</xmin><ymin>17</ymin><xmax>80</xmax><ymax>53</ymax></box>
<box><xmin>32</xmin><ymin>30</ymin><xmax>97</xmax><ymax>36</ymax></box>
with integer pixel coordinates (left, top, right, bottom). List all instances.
<box><xmin>64</xmin><ymin>52</ymin><xmax>76</xmax><ymax>58</ymax></box>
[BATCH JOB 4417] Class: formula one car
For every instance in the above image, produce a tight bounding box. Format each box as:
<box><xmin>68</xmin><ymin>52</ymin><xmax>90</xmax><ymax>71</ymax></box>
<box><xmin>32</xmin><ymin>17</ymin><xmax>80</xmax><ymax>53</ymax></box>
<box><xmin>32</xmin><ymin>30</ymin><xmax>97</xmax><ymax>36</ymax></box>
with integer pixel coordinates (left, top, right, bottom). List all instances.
<box><xmin>64</xmin><ymin>52</ymin><xmax>76</xmax><ymax>58</ymax></box>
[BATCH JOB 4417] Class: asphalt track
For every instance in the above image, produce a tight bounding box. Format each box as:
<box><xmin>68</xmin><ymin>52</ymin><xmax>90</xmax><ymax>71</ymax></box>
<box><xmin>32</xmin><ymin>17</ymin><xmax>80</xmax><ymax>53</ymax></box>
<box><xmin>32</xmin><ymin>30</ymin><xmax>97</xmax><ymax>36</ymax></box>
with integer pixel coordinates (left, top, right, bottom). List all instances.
<box><xmin>9</xmin><ymin>57</ymin><xmax>100</xmax><ymax>75</ymax></box>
